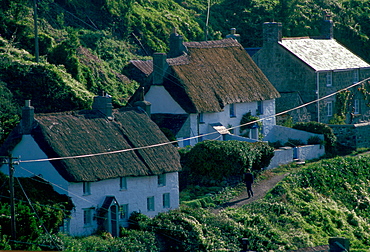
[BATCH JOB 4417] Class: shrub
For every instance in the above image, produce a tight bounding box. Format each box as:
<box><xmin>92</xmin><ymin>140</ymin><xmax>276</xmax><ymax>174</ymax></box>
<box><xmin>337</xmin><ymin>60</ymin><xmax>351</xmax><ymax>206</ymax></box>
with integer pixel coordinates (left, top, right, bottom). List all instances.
<box><xmin>284</xmin><ymin>138</ymin><xmax>305</xmax><ymax>147</ymax></box>
<box><xmin>184</xmin><ymin>140</ymin><xmax>274</xmax><ymax>183</ymax></box>
<box><xmin>293</xmin><ymin>121</ymin><xmax>336</xmax><ymax>154</ymax></box>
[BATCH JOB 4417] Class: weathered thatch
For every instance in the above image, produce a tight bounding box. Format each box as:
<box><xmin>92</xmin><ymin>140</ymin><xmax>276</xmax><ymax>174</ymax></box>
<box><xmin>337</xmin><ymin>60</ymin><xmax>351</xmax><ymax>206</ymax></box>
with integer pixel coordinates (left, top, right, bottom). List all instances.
<box><xmin>127</xmin><ymin>38</ymin><xmax>280</xmax><ymax>113</ymax></box>
<box><xmin>0</xmin><ymin>108</ymin><xmax>181</xmax><ymax>182</ymax></box>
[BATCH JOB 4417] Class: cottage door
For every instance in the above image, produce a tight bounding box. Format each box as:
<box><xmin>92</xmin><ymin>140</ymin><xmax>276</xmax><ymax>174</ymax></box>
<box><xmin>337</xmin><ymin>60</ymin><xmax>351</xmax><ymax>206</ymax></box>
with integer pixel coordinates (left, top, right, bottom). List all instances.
<box><xmin>110</xmin><ymin>204</ymin><xmax>119</xmax><ymax>237</ymax></box>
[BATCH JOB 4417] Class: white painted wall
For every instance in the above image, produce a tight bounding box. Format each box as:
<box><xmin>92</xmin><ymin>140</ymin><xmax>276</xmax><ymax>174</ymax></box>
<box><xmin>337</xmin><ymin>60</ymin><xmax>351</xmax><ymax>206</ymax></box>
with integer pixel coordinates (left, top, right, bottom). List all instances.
<box><xmin>0</xmin><ymin>135</ymin><xmax>69</xmax><ymax>194</ymax></box>
<box><xmin>146</xmin><ymin>86</ymin><xmax>186</xmax><ymax>114</ymax></box>
<box><xmin>68</xmin><ymin>172</ymin><xmax>179</xmax><ymax>236</ymax></box>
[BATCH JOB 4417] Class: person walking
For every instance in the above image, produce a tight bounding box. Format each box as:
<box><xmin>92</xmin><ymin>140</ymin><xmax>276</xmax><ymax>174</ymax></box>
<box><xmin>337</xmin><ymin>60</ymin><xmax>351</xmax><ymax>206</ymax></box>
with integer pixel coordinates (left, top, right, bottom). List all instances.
<box><xmin>244</xmin><ymin>169</ymin><xmax>254</xmax><ymax>198</ymax></box>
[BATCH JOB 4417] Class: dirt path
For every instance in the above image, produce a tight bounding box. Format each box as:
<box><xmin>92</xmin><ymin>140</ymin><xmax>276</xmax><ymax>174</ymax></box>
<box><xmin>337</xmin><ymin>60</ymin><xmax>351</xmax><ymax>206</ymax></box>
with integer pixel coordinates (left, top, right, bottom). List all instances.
<box><xmin>212</xmin><ymin>172</ymin><xmax>290</xmax><ymax>213</ymax></box>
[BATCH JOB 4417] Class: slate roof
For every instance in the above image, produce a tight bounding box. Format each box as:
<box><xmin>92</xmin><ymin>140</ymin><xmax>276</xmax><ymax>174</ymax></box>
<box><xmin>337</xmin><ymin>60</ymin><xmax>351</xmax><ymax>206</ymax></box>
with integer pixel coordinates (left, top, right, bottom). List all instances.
<box><xmin>0</xmin><ymin>108</ymin><xmax>181</xmax><ymax>182</ymax></box>
<box><xmin>280</xmin><ymin>38</ymin><xmax>370</xmax><ymax>71</ymax></box>
<box><xmin>129</xmin><ymin>38</ymin><xmax>280</xmax><ymax>114</ymax></box>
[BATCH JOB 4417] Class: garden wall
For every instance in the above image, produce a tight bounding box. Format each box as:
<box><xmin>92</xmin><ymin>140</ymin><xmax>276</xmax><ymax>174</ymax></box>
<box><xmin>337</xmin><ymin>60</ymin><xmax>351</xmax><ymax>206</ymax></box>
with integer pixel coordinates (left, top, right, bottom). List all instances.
<box><xmin>263</xmin><ymin>125</ymin><xmax>324</xmax><ymax>145</ymax></box>
<box><xmin>330</xmin><ymin>122</ymin><xmax>370</xmax><ymax>149</ymax></box>
<box><xmin>266</xmin><ymin>144</ymin><xmax>325</xmax><ymax>170</ymax></box>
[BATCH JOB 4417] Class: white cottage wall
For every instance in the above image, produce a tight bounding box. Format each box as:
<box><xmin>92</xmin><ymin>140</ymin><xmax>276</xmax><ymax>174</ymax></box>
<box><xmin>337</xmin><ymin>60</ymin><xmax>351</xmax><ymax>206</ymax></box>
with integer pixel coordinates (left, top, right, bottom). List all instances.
<box><xmin>145</xmin><ymin>86</ymin><xmax>186</xmax><ymax>114</ymax></box>
<box><xmin>68</xmin><ymin>172</ymin><xmax>179</xmax><ymax>236</ymax></box>
<box><xmin>0</xmin><ymin>135</ymin><xmax>69</xmax><ymax>194</ymax></box>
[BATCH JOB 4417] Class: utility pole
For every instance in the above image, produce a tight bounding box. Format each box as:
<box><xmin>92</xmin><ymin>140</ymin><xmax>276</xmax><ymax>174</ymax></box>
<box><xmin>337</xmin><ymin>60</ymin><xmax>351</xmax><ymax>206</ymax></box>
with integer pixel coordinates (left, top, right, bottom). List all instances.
<box><xmin>1</xmin><ymin>155</ymin><xmax>19</xmax><ymax>240</ymax></box>
<box><xmin>33</xmin><ymin>0</ymin><xmax>39</xmax><ymax>63</ymax></box>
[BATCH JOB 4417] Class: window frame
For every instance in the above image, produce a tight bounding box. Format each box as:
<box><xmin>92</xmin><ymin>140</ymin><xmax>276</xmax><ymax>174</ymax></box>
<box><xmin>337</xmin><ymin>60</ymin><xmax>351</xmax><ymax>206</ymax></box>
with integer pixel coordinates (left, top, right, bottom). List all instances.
<box><xmin>326</xmin><ymin>72</ymin><xmax>332</xmax><ymax>87</ymax></box>
<box><xmin>158</xmin><ymin>174</ymin><xmax>166</xmax><ymax>187</ymax></box>
<box><xmin>120</xmin><ymin>177</ymin><xmax>127</xmax><ymax>190</ymax></box>
<box><xmin>354</xmin><ymin>99</ymin><xmax>360</xmax><ymax>114</ymax></box>
<box><xmin>83</xmin><ymin>208</ymin><xmax>94</xmax><ymax>226</ymax></box>
<box><xmin>163</xmin><ymin>193</ymin><xmax>170</xmax><ymax>208</ymax></box>
<box><xmin>229</xmin><ymin>103</ymin><xmax>236</xmax><ymax>118</ymax></box>
<box><xmin>327</xmin><ymin>101</ymin><xmax>333</xmax><ymax>116</ymax></box>
<box><xmin>120</xmin><ymin>204</ymin><xmax>129</xmax><ymax>220</ymax></box>
<box><xmin>147</xmin><ymin>196</ymin><xmax>155</xmax><ymax>211</ymax></box>
<box><xmin>353</xmin><ymin>69</ymin><xmax>359</xmax><ymax>83</ymax></box>
<box><xmin>83</xmin><ymin>182</ymin><xmax>91</xmax><ymax>195</ymax></box>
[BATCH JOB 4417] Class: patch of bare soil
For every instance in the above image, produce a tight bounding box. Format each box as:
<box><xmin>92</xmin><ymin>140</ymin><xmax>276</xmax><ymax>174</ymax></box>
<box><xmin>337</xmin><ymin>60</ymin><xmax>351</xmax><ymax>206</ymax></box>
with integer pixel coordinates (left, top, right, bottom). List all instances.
<box><xmin>212</xmin><ymin>172</ymin><xmax>290</xmax><ymax>214</ymax></box>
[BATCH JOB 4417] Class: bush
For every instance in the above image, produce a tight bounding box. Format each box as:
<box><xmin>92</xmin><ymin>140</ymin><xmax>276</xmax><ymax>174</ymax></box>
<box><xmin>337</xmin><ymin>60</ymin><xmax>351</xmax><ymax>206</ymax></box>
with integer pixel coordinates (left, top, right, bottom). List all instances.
<box><xmin>184</xmin><ymin>140</ymin><xmax>274</xmax><ymax>183</ymax></box>
<box><xmin>293</xmin><ymin>121</ymin><xmax>337</xmax><ymax>154</ymax></box>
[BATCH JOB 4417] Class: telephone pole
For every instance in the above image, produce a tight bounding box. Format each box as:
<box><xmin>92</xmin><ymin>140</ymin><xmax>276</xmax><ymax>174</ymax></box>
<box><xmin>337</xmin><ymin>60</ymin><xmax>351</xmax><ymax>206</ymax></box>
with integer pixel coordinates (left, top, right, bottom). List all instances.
<box><xmin>1</xmin><ymin>155</ymin><xmax>19</xmax><ymax>240</ymax></box>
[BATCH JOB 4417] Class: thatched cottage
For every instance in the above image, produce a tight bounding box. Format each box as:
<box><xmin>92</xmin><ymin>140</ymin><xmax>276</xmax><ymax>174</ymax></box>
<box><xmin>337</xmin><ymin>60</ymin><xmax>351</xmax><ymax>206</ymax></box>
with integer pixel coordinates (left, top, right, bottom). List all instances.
<box><xmin>0</xmin><ymin>97</ymin><xmax>181</xmax><ymax>237</ymax></box>
<box><xmin>126</xmin><ymin>31</ymin><xmax>280</xmax><ymax>146</ymax></box>
<box><xmin>252</xmin><ymin>17</ymin><xmax>370</xmax><ymax>124</ymax></box>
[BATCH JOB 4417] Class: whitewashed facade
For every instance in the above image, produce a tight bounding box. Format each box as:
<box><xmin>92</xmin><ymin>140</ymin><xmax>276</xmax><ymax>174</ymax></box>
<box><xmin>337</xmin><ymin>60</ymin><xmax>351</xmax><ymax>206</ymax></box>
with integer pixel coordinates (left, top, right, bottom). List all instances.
<box><xmin>146</xmin><ymin>86</ymin><xmax>277</xmax><ymax>147</ymax></box>
<box><xmin>0</xmin><ymin>134</ymin><xmax>179</xmax><ymax>237</ymax></box>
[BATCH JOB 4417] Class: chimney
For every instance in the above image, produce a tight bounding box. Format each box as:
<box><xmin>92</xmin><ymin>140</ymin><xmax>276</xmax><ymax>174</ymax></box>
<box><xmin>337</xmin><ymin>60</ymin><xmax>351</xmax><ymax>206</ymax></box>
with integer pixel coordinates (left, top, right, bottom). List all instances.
<box><xmin>321</xmin><ymin>13</ymin><xmax>333</xmax><ymax>39</ymax></box>
<box><xmin>153</xmin><ymin>53</ymin><xmax>167</xmax><ymax>85</ymax></box>
<box><xmin>263</xmin><ymin>22</ymin><xmax>282</xmax><ymax>46</ymax></box>
<box><xmin>92</xmin><ymin>92</ymin><xmax>113</xmax><ymax>118</ymax></box>
<box><xmin>226</xmin><ymin>28</ymin><xmax>241</xmax><ymax>43</ymax></box>
<box><xmin>168</xmin><ymin>28</ymin><xmax>187</xmax><ymax>58</ymax></box>
<box><xmin>134</xmin><ymin>100</ymin><xmax>151</xmax><ymax>117</ymax></box>
<box><xmin>21</xmin><ymin>100</ymin><xmax>34</xmax><ymax>135</ymax></box>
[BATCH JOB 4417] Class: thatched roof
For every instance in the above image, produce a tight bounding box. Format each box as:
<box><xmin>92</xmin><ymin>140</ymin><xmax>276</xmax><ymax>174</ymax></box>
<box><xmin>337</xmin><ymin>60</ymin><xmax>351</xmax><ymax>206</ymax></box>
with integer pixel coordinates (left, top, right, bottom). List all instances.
<box><xmin>128</xmin><ymin>38</ymin><xmax>280</xmax><ymax>113</ymax></box>
<box><xmin>0</xmin><ymin>108</ymin><xmax>181</xmax><ymax>182</ymax></box>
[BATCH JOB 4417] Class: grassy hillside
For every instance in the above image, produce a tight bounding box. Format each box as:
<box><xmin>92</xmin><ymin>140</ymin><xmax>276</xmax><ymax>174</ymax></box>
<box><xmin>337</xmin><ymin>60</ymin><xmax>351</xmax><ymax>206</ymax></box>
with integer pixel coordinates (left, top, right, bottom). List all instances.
<box><xmin>1</xmin><ymin>0</ymin><xmax>370</xmax><ymax>144</ymax></box>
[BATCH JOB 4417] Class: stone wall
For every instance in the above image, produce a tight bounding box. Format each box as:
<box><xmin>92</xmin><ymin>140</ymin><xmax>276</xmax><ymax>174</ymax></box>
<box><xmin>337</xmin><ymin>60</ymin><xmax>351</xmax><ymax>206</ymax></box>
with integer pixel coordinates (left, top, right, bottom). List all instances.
<box><xmin>330</xmin><ymin>122</ymin><xmax>370</xmax><ymax>149</ymax></box>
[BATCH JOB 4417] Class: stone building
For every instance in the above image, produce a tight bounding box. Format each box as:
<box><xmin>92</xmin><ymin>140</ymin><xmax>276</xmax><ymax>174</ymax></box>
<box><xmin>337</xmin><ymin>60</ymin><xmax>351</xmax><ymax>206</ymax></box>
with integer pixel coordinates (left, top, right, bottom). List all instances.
<box><xmin>252</xmin><ymin>18</ymin><xmax>370</xmax><ymax>124</ymax></box>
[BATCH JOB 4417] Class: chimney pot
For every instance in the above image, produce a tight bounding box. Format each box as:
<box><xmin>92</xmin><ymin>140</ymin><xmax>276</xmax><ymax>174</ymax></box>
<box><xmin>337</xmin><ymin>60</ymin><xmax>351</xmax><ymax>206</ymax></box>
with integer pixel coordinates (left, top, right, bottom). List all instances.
<box><xmin>226</xmin><ymin>28</ymin><xmax>241</xmax><ymax>42</ymax></box>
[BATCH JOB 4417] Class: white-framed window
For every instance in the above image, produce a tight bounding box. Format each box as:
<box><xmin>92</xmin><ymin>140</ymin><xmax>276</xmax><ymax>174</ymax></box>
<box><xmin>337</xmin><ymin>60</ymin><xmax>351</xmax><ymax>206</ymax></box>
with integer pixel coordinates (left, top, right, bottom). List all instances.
<box><xmin>147</xmin><ymin>196</ymin><xmax>155</xmax><ymax>211</ymax></box>
<box><xmin>199</xmin><ymin>113</ymin><xmax>204</xmax><ymax>123</ymax></box>
<box><xmin>83</xmin><ymin>208</ymin><xmax>94</xmax><ymax>226</ymax></box>
<box><xmin>120</xmin><ymin>177</ymin><xmax>127</xmax><ymax>190</ymax></box>
<box><xmin>327</xmin><ymin>101</ymin><xmax>333</xmax><ymax>116</ymax></box>
<box><xmin>257</xmin><ymin>101</ymin><xmax>263</xmax><ymax>114</ymax></box>
<box><xmin>163</xmin><ymin>193</ymin><xmax>170</xmax><ymax>208</ymax></box>
<box><xmin>326</xmin><ymin>72</ymin><xmax>332</xmax><ymax>87</ymax></box>
<box><xmin>229</xmin><ymin>104</ymin><xmax>236</xmax><ymax>117</ymax></box>
<box><xmin>353</xmin><ymin>69</ymin><xmax>359</xmax><ymax>83</ymax></box>
<box><xmin>158</xmin><ymin>174</ymin><xmax>166</xmax><ymax>187</ymax></box>
<box><xmin>83</xmin><ymin>182</ymin><xmax>91</xmax><ymax>195</ymax></box>
<box><xmin>120</xmin><ymin>204</ymin><xmax>129</xmax><ymax>220</ymax></box>
<box><xmin>354</xmin><ymin>99</ymin><xmax>360</xmax><ymax>114</ymax></box>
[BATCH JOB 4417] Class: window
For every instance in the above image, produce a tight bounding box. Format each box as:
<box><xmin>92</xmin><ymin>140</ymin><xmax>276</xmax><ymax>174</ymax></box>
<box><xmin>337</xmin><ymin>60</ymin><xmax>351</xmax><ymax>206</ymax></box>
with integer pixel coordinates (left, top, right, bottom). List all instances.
<box><xmin>120</xmin><ymin>204</ymin><xmax>129</xmax><ymax>220</ymax></box>
<box><xmin>199</xmin><ymin>113</ymin><xmax>204</xmax><ymax>123</ymax></box>
<box><xmin>257</xmin><ymin>101</ymin><xmax>263</xmax><ymax>115</ymax></box>
<box><xmin>83</xmin><ymin>182</ymin><xmax>91</xmax><ymax>195</ymax></box>
<box><xmin>163</xmin><ymin>193</ymin><xmax>170</xmax><ymax>208</ymax></box>
<box><xmin>326</xmin><ymin>72</ymin><xmax>332</xmax><ymax>86</ymax></box>
<box><xmin>327</xmin><ymin>101</ymin><xmax>333</xmax><ymax>116</ymax></box>
<box><xmin>354</xmin><ymin>99</ymin><xmax>360</xmax><ymax>114</ymax></box>
<box><xmin>158</xmin><ymin>174</ymin><xmax>166</xmax><ymax>187</ymax></box>
<box><xmin>229</xmin><ymin>104</ymin><xmax>236</xmax><ymax>117</ymax></box>
<box><xmin>353</xmin><ymin>69</ymin><xmax>359</xmax><ymax>83</ymax></box>
<box><xmin>147</xmin><ymin>196</ymin><xmax>155</xmax><ymax>211</ymax></box>
<box><xmin>83</xmin><ymin>208</ymin><xmax>94</xmax><ymax>226</ymax></box>
<box><xmin>120</xmin><ymin>177</ymin><xmax>127</xmax><ymax>190</ymax></box>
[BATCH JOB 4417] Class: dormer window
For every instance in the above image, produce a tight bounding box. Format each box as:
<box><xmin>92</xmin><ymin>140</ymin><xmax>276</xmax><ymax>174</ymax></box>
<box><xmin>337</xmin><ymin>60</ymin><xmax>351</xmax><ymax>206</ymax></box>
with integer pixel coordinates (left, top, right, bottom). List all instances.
<box><xmin>326</xmin><ymin>72</ymin><xmax>332</xmax><ymax>87</ymax></box>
